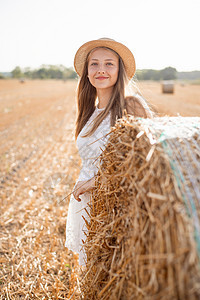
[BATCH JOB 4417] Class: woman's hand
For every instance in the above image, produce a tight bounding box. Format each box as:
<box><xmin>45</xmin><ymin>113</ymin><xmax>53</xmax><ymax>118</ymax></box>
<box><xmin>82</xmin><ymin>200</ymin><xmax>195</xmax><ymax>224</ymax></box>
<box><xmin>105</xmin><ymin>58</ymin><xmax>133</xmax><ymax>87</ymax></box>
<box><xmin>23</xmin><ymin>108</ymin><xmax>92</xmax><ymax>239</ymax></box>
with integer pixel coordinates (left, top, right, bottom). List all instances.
<box><xmin>73</xmin><ymin>177</ymin><xmax>96</xmax><ymax>202</ymax></box>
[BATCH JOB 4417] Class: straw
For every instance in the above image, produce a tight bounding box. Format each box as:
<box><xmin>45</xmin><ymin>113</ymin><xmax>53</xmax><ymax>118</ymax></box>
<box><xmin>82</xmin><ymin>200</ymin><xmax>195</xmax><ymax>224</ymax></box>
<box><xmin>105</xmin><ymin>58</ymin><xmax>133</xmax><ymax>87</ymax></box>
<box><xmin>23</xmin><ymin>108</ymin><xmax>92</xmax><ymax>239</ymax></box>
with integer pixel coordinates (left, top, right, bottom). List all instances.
<box><xmin>81</xmin><ymin>115</ymin><xmax>200</xmax><ymax>299</ymax></box>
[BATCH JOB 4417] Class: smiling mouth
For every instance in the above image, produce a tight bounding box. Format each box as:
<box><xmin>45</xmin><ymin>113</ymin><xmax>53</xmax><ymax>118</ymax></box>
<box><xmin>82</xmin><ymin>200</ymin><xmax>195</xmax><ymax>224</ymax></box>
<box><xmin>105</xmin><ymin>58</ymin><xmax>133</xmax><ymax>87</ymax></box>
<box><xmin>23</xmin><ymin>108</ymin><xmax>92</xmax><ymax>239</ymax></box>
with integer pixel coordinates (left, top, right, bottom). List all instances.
<box><xmin>96</xmin><ymin>77</ymin><xmax>109</xmax><ymax>80</ymax></box>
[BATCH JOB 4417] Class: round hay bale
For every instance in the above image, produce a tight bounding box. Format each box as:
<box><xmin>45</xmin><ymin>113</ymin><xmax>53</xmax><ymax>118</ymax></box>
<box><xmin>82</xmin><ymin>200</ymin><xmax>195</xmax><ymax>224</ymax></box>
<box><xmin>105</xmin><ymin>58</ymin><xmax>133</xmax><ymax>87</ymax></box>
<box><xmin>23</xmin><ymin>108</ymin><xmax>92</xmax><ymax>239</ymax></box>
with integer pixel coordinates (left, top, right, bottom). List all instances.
<box><xmin>81</xmin><ymin>116</ymin><xmax>200</xmax><ymax>300</ymax></box>
<box><xmin>162</xmin><ymin>80</ymin><xmax>174</xmax><ymax>93</ymax></box>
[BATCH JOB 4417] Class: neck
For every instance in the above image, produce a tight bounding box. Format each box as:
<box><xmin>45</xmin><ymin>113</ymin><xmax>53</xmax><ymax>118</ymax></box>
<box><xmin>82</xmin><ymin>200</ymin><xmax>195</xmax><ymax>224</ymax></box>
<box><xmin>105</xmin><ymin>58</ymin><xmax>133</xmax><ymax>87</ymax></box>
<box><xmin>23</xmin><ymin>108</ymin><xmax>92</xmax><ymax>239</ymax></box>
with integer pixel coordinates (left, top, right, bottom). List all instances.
<box><xmin>96</xmin><ymin>87</ymin><xmax>113</xmax><ymax>109</ymax></box>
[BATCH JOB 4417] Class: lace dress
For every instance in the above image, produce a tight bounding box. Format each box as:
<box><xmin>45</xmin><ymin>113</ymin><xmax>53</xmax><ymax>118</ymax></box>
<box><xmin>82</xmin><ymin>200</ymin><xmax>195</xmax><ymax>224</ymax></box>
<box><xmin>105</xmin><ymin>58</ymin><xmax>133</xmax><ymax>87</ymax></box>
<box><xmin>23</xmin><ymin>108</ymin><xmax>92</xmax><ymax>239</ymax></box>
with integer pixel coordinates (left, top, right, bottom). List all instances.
<box><xmin>65</xmin><ymin>105</ymin><xmax>111</xmax><ymax>266</ymax></box>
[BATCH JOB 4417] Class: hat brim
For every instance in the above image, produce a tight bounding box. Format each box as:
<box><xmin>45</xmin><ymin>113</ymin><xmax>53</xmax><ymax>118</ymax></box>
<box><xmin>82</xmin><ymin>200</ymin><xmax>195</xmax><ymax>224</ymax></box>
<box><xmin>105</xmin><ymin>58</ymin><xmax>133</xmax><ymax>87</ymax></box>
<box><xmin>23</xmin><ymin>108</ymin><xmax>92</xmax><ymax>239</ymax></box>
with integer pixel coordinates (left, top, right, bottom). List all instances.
<box><xmin>74</xmin><ymin>39</ymin><xmax>136</xmax><ymax>80</ymax></box>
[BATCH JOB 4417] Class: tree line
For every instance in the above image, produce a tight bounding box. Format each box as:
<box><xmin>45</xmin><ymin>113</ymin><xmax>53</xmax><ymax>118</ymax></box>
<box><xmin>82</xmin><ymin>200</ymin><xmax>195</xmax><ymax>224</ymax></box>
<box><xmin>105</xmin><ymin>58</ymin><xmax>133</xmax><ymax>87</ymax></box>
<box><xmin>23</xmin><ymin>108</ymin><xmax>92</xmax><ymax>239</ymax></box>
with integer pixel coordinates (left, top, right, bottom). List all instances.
<box><xmin>10</xmin><ymin>65</ymin><xmax>77</xmax><ymax>80</ymax></box>
<box><xmin>135</xmin><ymin>67</ymin><xmax>177</xmax><ymax>81</ymax></box>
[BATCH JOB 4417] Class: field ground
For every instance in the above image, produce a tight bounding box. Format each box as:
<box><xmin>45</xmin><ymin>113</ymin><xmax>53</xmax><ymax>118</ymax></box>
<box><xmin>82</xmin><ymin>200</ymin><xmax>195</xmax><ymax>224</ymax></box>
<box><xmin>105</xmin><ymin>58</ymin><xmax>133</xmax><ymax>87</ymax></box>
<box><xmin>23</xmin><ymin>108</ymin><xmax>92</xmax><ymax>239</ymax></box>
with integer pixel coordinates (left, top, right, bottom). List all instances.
<box><xmin>0</xmin><ymin>79</ymin><xmax>200</xmax><ymax>298</ymax></box>
<box><xmin>136</xmin><ymin>80</ymin><xmax>200</xmax><ymax>116</ymax></box>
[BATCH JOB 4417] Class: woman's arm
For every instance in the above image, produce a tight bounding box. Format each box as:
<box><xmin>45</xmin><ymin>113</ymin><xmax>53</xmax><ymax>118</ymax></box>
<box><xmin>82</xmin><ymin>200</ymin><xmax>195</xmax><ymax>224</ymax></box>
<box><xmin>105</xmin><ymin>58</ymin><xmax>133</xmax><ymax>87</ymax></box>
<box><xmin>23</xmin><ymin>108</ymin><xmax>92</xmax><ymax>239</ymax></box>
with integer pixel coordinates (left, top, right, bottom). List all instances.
<box><xmin>125</xmin><ymin>95</ymin><xmax>153</xmax><ymax>118</ymax></box>
<box><xmin>73</xmin><ymin>176</ymin><xmax>96</xmax><ymax>202</ymax></box>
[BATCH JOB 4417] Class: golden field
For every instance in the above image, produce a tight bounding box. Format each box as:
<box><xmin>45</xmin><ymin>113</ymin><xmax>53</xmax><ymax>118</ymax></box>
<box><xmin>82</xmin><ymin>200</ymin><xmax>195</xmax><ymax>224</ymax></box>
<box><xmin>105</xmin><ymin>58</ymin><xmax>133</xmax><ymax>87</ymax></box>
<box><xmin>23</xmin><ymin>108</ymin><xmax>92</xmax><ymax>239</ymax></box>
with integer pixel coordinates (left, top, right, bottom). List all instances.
<box><xmin>0</xmin><ymin>79</ymin><xmax>200</xmax><ymax>299</ymax></box>
<box><xmin>137</xmin><ymin>80</ymin><xmax>200</xmax><ymax>116</ymax></box>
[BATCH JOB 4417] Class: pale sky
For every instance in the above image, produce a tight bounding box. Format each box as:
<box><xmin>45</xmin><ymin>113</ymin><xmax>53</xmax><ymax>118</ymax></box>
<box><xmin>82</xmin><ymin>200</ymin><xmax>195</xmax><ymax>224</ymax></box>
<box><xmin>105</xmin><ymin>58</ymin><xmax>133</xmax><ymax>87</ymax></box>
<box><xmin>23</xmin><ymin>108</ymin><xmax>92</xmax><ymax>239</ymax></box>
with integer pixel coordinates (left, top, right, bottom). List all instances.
<box><xmin>0</xmin><ymin>0</ymin><xmax>199</xmax><ymax>72</ymax></box>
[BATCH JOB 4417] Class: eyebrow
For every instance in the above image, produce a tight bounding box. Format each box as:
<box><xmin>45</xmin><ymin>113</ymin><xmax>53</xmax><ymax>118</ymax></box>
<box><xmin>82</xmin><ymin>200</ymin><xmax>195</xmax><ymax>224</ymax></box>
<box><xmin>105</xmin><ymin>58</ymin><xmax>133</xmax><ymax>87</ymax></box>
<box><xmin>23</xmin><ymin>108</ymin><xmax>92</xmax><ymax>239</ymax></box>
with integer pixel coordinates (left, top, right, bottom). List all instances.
<box><xmin>90</xmin><ymin>58</ymin><xmax>115</xmax><ymax>61</ymax></box>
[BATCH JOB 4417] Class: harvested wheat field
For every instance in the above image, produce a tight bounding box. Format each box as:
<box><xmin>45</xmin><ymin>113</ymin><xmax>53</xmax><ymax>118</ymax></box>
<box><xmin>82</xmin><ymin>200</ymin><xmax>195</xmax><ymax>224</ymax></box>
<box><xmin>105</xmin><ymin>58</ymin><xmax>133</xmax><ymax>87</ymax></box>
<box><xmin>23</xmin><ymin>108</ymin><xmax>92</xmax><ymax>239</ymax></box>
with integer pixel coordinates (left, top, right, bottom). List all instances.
<box><xmin>0</xmin><ymin>79</ymin><xmax>82</xmax><ymax>299</ymax></box>
<box><xmin>137</xmin><ymin>80</ymin><xmax>200</xmax><ymax>117</ymax></box>
<box><xmin>0</xmin><ymin>79</ymin><xmax>200</xmax><ymax>299</ymax></box>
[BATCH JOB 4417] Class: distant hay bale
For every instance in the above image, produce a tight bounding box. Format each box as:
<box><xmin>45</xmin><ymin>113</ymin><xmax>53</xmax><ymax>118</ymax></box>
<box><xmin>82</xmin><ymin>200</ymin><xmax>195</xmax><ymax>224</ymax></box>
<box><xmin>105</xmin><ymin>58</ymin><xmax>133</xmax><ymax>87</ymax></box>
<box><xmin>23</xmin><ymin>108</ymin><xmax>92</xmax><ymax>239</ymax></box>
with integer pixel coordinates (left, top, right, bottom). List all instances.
<box><xmin>81</xmin><ymin>116</ymin><xmax>200</xmax><ymax>300</ymax></box>
<box><xmin>162</xmin><ymin>80</ymin><xmax>174</xmax><ymax>93</ymax></box>
<box><xmin>19</xmin><ymin>78</ymin><xmax>25</xmax><ymax>83</ymax></box>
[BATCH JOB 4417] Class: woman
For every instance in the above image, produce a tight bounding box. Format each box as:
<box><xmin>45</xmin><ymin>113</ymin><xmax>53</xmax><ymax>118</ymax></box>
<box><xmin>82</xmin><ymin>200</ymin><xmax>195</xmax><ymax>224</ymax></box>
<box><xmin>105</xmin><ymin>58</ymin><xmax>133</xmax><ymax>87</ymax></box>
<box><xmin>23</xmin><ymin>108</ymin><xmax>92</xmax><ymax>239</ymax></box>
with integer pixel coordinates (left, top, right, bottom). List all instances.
<box><xmin>65</xmin><ymin>38</ymin><xmax>152</xmax><ymax>267</ymax></box>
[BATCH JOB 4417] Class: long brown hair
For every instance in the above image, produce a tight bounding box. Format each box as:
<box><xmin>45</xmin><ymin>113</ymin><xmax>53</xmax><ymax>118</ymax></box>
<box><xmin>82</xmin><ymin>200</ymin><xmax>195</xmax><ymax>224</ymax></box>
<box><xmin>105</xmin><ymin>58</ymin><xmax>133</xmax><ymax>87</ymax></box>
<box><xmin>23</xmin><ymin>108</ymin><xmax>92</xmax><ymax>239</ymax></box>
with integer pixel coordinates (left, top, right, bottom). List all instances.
<box><xmin>75</xmin><ymin>47</ymin><xmax>150</xmax><ymax>140</ymax></box>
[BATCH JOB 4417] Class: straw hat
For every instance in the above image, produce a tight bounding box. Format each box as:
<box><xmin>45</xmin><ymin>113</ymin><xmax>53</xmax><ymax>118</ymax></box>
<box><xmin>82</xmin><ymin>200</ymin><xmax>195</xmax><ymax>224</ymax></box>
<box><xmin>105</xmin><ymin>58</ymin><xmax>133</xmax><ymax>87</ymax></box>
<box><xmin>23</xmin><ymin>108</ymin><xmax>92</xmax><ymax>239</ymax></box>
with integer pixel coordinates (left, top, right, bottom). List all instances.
<box><xmin>74</xmin><ymin>38</ymin><xmax>136</xmax><ymax>80</ymax></box>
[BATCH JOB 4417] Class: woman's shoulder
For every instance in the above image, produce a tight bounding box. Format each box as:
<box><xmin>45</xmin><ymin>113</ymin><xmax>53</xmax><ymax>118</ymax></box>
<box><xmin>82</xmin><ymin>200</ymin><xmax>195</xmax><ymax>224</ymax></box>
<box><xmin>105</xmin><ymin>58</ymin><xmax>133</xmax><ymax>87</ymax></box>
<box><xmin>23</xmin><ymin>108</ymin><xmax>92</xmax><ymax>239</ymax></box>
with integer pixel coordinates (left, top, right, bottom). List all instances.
<box><xmin>124</xmin><ymin>94</ymin><xmax>153</xmax><ymax>118</ymax></box>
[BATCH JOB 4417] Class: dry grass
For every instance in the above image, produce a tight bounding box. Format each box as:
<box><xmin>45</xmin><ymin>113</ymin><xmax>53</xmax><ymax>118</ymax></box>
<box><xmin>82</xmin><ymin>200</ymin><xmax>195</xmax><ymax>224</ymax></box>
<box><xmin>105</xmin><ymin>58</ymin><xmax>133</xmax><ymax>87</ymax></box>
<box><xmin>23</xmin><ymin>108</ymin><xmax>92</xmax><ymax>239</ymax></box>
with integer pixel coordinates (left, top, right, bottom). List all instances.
<box><xmin>137</xmin><ymin>81</ymin><xmax>200</xmax><ymax>117</ymax></box>
<box><xmin>0</xmin><ymin>79</ymin><xmax>200</xmax><ymax>299</ymax></box>
<box><xmin>0</xmin><ymin>79</ymin><xmax>83</xmax><ymax>299</ymax></box>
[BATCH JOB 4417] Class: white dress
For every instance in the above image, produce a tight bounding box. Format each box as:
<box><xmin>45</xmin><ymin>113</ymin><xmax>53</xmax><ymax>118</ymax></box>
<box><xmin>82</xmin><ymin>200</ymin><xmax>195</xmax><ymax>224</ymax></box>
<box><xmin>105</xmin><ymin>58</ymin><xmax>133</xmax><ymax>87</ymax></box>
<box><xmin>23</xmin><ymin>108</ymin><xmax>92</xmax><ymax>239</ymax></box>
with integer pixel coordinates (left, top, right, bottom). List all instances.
<box><xmin>65</xmin><ymin>105</ymin><xmax>111</xmax><ymax>266</ymax></box>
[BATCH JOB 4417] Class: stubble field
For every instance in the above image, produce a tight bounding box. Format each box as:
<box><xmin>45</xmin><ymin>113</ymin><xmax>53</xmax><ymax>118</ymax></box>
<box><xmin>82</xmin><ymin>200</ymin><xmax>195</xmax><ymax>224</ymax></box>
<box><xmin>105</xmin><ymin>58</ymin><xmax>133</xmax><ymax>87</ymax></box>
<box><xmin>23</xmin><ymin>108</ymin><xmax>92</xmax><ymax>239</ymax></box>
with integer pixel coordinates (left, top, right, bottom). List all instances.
<box><xmin>0</xmin><ymin>79</ymin><xmax>200</xmax><ymax>299</ymax></box>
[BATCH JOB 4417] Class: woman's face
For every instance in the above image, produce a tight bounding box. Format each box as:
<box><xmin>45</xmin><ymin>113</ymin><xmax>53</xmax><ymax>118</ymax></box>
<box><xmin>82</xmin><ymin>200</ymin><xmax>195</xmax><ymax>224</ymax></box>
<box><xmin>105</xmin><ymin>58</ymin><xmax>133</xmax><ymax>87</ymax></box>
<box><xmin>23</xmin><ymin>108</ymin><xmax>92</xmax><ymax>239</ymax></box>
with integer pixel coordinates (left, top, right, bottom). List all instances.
<box><xmin>87</xmin><ymin>48</ymin><xmax>119</xmax><ymax>91</ymax></box>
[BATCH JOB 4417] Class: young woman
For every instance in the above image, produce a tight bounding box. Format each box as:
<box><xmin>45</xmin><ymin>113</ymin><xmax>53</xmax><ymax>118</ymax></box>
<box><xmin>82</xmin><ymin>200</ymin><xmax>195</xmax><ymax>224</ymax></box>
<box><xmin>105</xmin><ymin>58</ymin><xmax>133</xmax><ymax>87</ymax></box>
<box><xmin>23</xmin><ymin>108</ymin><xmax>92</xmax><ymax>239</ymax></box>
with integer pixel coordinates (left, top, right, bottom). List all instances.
<box><xmin>65</xmin><ymin>38</ymin><xmax>153</xmax><ymax>267</ymax></box>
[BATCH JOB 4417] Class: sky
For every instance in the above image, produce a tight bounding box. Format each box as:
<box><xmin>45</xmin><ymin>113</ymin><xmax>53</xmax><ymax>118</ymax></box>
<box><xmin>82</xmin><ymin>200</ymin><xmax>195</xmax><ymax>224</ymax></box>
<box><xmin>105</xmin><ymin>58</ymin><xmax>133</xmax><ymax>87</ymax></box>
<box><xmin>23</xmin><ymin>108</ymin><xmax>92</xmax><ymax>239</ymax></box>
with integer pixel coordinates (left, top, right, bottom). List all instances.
<box><xmin>0</xmin><ymin>0</ymin><xmax>200</xmax><ymax>72</ymax></box>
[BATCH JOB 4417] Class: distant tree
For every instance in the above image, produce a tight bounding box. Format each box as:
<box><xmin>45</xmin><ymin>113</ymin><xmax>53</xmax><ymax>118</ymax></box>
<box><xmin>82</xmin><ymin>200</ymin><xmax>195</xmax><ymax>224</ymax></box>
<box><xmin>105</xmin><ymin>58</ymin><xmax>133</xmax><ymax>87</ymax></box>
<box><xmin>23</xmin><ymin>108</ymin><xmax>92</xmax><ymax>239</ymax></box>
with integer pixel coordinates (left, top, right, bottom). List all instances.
<box><xmin>177</xmin><ymin>70</ymin><xmax>200</xmax><ymax>80</ymax></box>
<box><xmin>160</xmin><ymin>67</ymin><xmax>177</xmax><ymax>80</ymax></box>
<box><xmin>48</xmin><ymin>65</ymin><xmax>63</xmax><ymax>79</ymax></box>
<box><xmin>12</xmin><ymin>65</ymin><xmax>78</xmax><ymax>80</ymax></box>
<box><xmin>144</xmin><ymin>69</ymin><xmax>158</xmax><ymax>80</ymax></box>
<box><xmin>11</xmin><ymin>66</ymin><xmax>24</xmax><ymax>78</ymax></box>
<box><xmin>136</xmin><ymin>67</ymin><xmax>199</xmax><ymax>81</ymax></box>
<box><xmin>136</xmin><ymin>69</ymin><xmax>161</xmax><ymax>81</ymax></box>
<box><xmin>152</xmin><ymin>70</ymin><xmax>161</xmax><ymax>81</ymax></box>
<box><xmin>63</xmin><ymin>67</ymin><xmax>77</xmax><ymax>79</ymax></box>
<box><xmin>23</xmin><ymin>67</ymin><xmax>32</xmax><ymax>78</ymax></box>
<box><xmin>36</xmin><ymin>68</ymin><xmax>49</xmax><ymax>79</ymax></box>
<box><xmin>0</xmin><ymin>73</ymin><xmax>5</xmax><ymax>79</ymax></box>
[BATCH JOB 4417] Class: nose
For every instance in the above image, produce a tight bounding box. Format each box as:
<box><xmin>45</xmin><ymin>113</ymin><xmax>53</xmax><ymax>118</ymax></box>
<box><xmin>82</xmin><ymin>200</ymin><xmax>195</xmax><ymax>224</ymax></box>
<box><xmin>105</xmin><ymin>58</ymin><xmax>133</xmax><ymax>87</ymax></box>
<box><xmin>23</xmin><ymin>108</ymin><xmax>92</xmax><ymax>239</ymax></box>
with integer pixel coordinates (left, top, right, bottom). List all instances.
<box><xmin>97</xmin><ymin>64</ymin><xmax>105</xmax><ymax>74</ymax></box>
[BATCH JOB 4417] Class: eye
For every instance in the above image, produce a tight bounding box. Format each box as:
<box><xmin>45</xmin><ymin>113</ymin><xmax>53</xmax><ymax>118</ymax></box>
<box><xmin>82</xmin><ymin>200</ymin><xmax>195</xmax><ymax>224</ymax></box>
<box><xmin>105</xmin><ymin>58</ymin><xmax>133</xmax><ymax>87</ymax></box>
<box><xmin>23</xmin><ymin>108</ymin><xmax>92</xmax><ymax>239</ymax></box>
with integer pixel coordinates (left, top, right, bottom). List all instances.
<box><xmin>90</xmin><ymin>62</ymin><xmax>98</xmax><ymax>66</ymax></box>
<box><xmin>106</xmin><ymin>62</ymin><xmax>114</xmax><ymax>66</ymax></box>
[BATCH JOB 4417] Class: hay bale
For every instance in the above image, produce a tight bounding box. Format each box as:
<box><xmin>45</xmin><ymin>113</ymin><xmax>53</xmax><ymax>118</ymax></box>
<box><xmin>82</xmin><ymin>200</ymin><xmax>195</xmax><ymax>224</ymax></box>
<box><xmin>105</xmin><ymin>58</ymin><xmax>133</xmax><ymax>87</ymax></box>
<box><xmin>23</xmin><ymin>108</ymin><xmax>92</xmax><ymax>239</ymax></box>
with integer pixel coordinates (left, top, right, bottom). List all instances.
<box><xmin>81</xmin><ymin>116</ymin><xmax>200</xmax><ymax>300</ymax></box>
<box><xmin>162</xmin><ymin>80</ymin><xmax>174</xmax><ymax>93</ymax></box>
